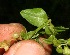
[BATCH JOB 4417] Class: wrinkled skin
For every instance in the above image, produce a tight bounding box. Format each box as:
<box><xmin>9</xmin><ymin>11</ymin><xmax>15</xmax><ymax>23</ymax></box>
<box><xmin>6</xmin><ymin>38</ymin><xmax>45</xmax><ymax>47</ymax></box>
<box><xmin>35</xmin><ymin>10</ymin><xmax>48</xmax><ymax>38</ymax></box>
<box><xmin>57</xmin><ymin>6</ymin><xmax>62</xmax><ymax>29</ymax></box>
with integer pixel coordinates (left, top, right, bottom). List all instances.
<box><xmin>4</xmin><ymin>40</ymin><xmax>47</xmax><ymax>55</ymax></box>
<box><xmin>0</xmin><ymin>23</ymin><xmax>26</xmax><ymax>55</ymax></box>
<box><xmin>4</xmin><ymin>38</ymin><xmax>52</xmax><ymax>55</ymax></box>
<box><xmin>0</xmin><ymin>23</ymin><xmax>26</xmax><ymax>42</ymax></box>
<box><xmin>0</xmin><ymin>23</ymin><xmax>52</xmax><ymax>55</ymax></box>
<box><xmin>39</xmin><ymin>37</ymin><xmax>52</xmax><ymax>55</ymax></box>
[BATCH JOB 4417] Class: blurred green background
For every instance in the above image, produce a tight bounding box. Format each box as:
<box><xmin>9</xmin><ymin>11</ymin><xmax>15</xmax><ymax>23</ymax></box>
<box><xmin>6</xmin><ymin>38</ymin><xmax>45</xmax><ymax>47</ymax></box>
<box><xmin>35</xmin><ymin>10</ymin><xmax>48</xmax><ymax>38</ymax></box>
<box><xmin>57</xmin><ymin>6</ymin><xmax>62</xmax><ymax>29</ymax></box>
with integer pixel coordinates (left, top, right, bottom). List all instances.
<box><xmin>0</xmin><ymin>0</ymin><xmax>70</xmax><ymax>55</ymax></box>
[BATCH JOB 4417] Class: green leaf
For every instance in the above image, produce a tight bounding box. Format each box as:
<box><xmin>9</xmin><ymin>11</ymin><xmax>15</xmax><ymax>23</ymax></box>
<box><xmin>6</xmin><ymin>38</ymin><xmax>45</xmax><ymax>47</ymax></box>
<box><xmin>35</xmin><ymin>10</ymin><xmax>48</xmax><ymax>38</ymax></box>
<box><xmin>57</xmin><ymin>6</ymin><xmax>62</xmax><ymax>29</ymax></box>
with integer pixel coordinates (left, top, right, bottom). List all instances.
<box><xmin>67</xmin><ymin>38</ymin><xmax>70</xmax><ymax>46</ymax></box>
<box><xmin>45</xmin><ymin>19</ymin><xmax>56</xmax><ymax>35</ymax></box>
<box><xmin>56</xmin><ymin>46</ymin><xmax>63</xmax><ymax>53</ymax></box>
<box><xmin>21</xmin><ymin>31</ymin><xmax>35</xmax><ymax>40</ymax></box>
<box><xmin>55</xmin><ymin>26</ymin><xmax>69</xmax><ymax>32</ymax></box>
<box><xmin>45</xmin><ymin>24</ymin><xmax>52</xmax><ymax>35</ymax></box>
<box><xmin>20</xmin><ymin>8</ymin><xmax>48</xmax><ymax>27</ymax></box>
<box><xmin>44</xmin><ymin>35</ymin><xmax>55</xmax><ymax>44</ymax></box>
<box><xmin>53</xmin><ymin>38</ymin><xmax>61</xmax><ymax>47</ymax></box>
<box><xmin>58</xmin><ymin>39</ymin><xmax>66</xmax><ymax>44</ymax></box>
<box><xmin>63</xmin><ymin>46</ymin><xmax>70</xmax><ymax>55</ymax></box>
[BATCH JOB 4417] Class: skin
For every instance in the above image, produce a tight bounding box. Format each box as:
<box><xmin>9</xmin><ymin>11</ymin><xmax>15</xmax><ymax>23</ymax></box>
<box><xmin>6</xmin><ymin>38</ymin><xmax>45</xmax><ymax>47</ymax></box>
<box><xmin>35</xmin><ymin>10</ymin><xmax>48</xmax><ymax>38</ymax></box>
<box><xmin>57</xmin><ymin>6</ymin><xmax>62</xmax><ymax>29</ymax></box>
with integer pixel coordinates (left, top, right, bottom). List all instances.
<box><xmin>3</xmin><ymin>40</ymin><xmax>48</xmax><ymax>55</ymax></box>
<box><xmin>0</xmin><ymin>23</ymin><xmax>26</xmax><ymax>55</ymax></box>
<box><xmin>39</xmin><ymin>37</ymin><xmax>52</xmax><ymax>55</ymax></box>
<box><xmin>0</xmin><ymin>23</ymin><xmax>52</xmax><ymax>55</ymax></box>
<box><xmin>0</xmin><ymin>48</ymin><xmax>5</xmax><ymax>55</ymax></box>
<box><xmin>0</xmin><ymin>23</ymin><xmax>26</xmax><ymax>42</ymax></box>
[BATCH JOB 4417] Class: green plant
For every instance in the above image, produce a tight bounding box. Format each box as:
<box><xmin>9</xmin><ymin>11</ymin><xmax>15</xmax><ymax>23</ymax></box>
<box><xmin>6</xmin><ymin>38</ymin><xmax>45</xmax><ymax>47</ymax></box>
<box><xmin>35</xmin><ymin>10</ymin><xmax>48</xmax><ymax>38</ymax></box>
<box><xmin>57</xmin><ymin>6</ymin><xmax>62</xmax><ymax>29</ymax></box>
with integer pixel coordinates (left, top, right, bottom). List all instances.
<box><xmin>20</xmin><ymin>8</ymin><xmax>69</xmax><ymax>55</ymax></box>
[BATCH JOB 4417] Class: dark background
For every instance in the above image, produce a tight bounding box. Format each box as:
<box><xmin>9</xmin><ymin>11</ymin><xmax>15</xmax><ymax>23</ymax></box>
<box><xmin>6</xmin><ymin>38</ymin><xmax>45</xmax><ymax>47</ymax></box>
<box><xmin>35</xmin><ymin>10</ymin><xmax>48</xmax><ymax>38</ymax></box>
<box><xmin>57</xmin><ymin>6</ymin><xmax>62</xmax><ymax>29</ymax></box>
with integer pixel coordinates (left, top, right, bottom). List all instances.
<box><xmin>0</xmin><ymin>0</ymin><xmax>70</xmax><ymax>55</ymax></box>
